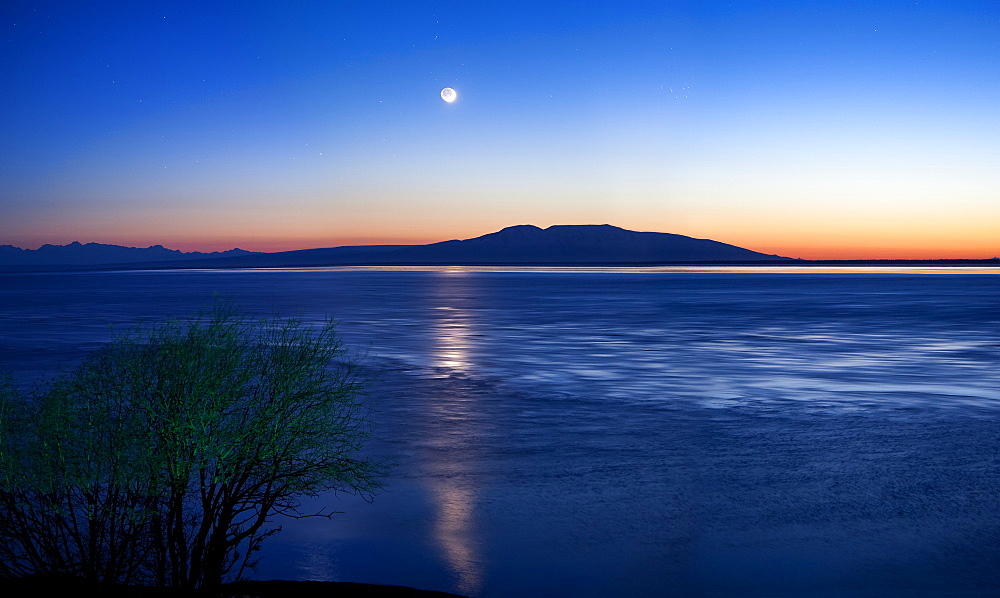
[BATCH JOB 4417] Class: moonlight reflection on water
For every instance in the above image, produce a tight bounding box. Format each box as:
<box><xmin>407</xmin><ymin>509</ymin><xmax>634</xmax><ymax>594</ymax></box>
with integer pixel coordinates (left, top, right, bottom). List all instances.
<box><xmin>426</xmin><ymin>275</ymin><xmax>483</xmax><ymax>594</ymax></box>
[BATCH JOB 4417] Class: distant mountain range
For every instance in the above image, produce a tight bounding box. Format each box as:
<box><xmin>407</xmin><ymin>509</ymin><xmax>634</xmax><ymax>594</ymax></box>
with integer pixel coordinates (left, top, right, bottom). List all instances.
<box><xmin>0</xmin><ymin>242</ymin><xmax>257</xmax><ymax>266</ymax></box>
<box><xmin>1</xmin><ymin>225</ymin><xmax>794</xmax><ymax>270</ymax></box>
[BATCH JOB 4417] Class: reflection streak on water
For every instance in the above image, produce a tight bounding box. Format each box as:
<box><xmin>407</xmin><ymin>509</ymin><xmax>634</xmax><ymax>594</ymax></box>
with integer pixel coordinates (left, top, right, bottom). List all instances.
<box><xmin>433</xmin><ymin>306</ymin><xmax>472</xmax><ymax>372</ymax></box>
<box><xmin>427</xmin><ymin>483</ymin><xmax>481</xmax><ymax>595</ymax></box>
<box><xmin>425</xmin><ymin>272</ymin><xmax>483</xmax><ymax>595</ymax></box>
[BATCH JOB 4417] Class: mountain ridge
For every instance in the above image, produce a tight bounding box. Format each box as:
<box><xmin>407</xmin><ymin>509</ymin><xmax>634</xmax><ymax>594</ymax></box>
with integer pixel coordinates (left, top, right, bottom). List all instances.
<box><xmin>397</xmin><ymin>224</ymin><xmax>792</xmax><ymax>263</ymax></box>
<box><xmin>0</xmin><ymin>242</ymin><xmax>257</xmax><ymax>266</ymax></box>
<box><xmin>1</xmin><ymin>225</ymin><xmax>794</xmax><ymax>269</ymax></box>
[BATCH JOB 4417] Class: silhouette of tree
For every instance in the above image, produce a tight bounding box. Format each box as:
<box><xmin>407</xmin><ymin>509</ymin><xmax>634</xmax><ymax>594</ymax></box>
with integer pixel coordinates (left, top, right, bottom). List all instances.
<box><xmin>0</xmin><ymin>306</ymin><xmax>382</xmax><ymax>590</ymax></box>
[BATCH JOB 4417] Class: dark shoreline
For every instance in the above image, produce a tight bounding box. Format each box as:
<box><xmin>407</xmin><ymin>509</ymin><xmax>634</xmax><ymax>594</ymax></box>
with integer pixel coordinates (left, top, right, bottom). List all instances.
<box><xmin>1</xmin><ymin>258</ymin><xmax>998</xmax><ymax>274</ymax></box>
<box><xmin>7</xmin><ymin>576</ymin><xmax>468</xmax><ymax>597</ymax></box>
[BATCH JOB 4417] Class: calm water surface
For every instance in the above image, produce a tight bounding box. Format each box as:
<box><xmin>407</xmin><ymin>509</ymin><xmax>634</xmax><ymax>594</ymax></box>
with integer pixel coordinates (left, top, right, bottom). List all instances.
<box><xmin>1</xmin><ymin>269</ymin><xmax>998</xmax><ymax>597</ymax></box>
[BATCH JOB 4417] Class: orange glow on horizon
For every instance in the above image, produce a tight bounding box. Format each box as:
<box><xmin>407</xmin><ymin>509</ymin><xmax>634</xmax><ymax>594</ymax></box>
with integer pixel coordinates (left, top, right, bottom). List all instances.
<box><xmin>7</xmin><ymin>223</ymin><xmax>997</xmax><ymax>261</ymax></box>
<box><xmin>740</xmin><ymin>232</ymin><xmax>1000</xmax><ymax>260</ymax></box>
<box><xmin>748</xmin><ymin>245</ymin><xmax>999</xmax><ymax>261</ymax></box>
<box><xmin>9</xmin><ymin>234</ymin><xmax>998</xmax><ymax>261</ymax></box>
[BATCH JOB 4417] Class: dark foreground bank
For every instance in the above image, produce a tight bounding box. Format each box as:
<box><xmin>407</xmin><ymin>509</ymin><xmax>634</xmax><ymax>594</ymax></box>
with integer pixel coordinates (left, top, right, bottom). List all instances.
<box><xmin>7</xmin><ymin>575</ymin><xmax>467</xmax><ymax>597</ymax></box>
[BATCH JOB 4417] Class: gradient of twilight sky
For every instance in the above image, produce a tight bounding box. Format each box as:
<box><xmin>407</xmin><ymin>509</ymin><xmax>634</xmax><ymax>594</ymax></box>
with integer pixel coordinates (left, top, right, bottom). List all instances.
<box><xmin>2</xmin><ymin>1</ymin><xmax>998</xmax><ymax>259</ymax></box>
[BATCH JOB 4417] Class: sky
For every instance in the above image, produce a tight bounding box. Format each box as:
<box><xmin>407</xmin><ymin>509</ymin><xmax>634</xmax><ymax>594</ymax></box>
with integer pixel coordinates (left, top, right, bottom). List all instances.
<box><xmin>2</xmin><ymin>0</ymin><xmax>998</xmax><ymax>259</ymax></box>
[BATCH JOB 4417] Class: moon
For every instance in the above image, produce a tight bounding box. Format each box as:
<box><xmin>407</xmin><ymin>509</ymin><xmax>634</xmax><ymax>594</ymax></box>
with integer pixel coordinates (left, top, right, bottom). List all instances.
<box><xmin>440</xmin><ymin>87</ymin><xmax>457</xmax><ymax>103</ymax></box>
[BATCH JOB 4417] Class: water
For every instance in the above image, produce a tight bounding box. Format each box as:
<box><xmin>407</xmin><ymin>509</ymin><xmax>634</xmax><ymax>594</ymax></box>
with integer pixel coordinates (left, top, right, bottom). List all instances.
<box><xmin>1</xmin><ymin>269</ymin><xmax>998</xmax><ymax>597</ymax></box>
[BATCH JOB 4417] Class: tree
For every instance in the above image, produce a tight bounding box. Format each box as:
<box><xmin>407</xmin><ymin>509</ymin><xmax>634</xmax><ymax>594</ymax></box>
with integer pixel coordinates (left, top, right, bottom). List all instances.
<box><xmin>0</xmin><ymin>306</ymin><xmax>383</xmax><ymax>590</ymax></box>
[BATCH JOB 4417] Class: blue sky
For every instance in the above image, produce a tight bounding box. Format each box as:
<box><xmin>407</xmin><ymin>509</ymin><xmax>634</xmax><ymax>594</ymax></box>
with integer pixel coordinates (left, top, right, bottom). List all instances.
<box><xmin>3</xmin><ymin>1</ymin><xmax>998</xmax><ymax>257</ymax></box>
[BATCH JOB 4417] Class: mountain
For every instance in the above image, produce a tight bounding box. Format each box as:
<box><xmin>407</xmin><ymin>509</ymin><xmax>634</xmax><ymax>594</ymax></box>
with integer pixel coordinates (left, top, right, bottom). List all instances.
<box><xmin>0</xmin><ymin>242</ymin><xmax>257</xmax><ymax>266</ymax></box>
<box><xmin>393</xmin><ymin>224</ymin><xmax>790</xmax><ymax>263</ymax></box>
<box><xmin>1</xmin><ymin>226</ymin><xmax>793</xmax><ymax>271</ymax></box>
<box><xmin>129</xmin><ymin>224</ymin><xmax>793</xmax><ymax>269</ymax></box>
